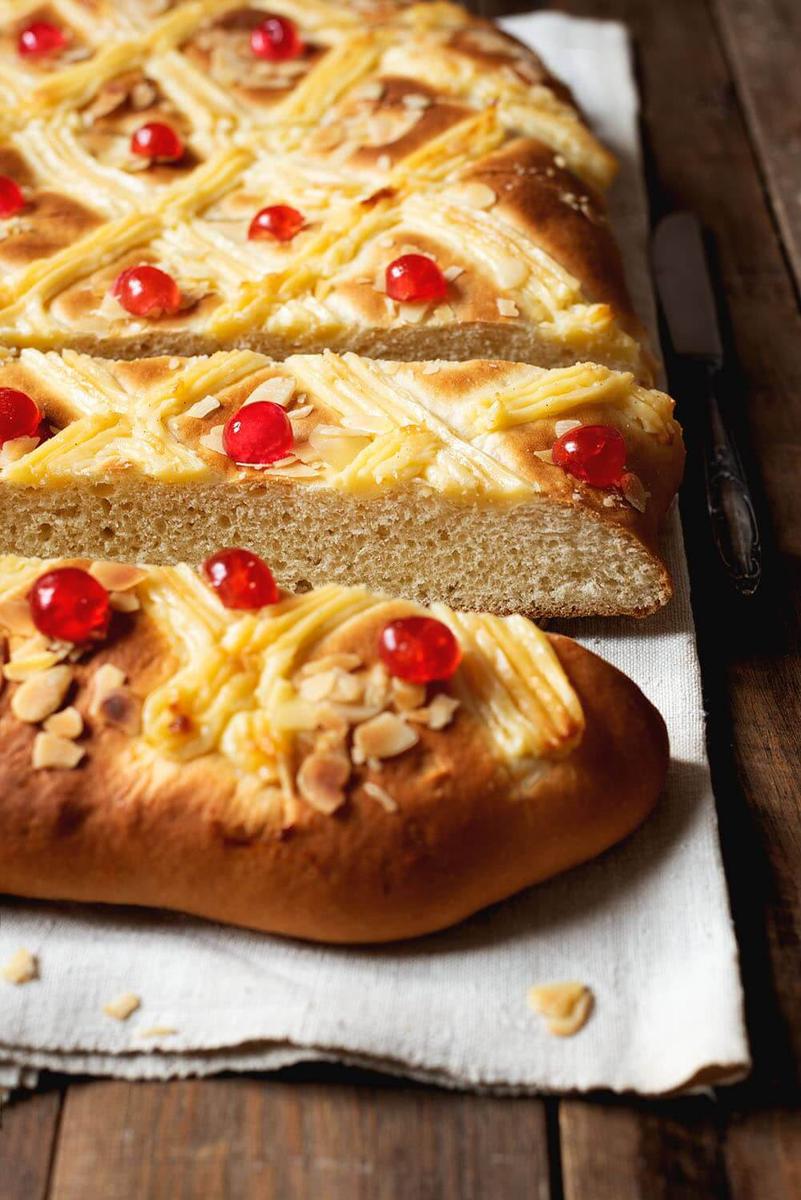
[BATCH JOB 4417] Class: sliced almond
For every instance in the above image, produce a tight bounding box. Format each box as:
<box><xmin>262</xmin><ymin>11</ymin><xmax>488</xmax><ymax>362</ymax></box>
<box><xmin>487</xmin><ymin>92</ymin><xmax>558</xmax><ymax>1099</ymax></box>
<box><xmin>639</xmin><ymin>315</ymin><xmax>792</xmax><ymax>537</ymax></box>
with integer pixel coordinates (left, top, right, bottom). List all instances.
<box><xmin>297</xmin><ymin>652</ymin><xmax>363</xmax><ymax>678</ymax></box>
<box><xmin>2</xmin><ymin>947</ymin><xmax>38</xmax><ymax>984</ymax></box>
<box><xmin>391</xmin><ymin>677</ymin><xmax>426</xmax><ymax>711</ymax></box>
<box><xmin>397</xmin><ymin>302</ymin><xmax>428</xmax><ymax>325</ymax></box>
<box><xmin>0</xmin><ymin>597</ymin><xmax>36</xmax><ymax>636</ymax></box>
<box><xmin>88</xmin><ymin>663</ymin><xmax>126</xmax><ymax>716</ymax></box>
<box><xmin>406</xmin><ymin>692</ymin><xmax>460</xmax><ymax>730</ymax></box>
<box><xmin>442</xmin><ymin>265</ymin><xmax>464</xmax><ymax>282</ymax></box>
<box><xmin>4</xmin><ymin>633</ymin><xmax>67</xmax><ymax>679</ymax></box>
<box><xmin>245</xmin><ymin>376</ymin><xmax>295</xmax><ymax>408</ymax></box>
<box><xmin>527</xmin><ymin>982</ymin><xmax>594</xmax><ymax>1037</ymax></box>
<box><xmin>109</xmin><ymin>590</ymin><xmax>141</xmax><ymax>613</ymax></box>
<box><xmin>199</xmin><ymin>425</ymin><xmax>226</xmax><ymax>455</ymax></box>
<box><xmin>621</xmin><ymin>471</ymin><xmax>649</xmax><ymax>513</ymax></box>
<box><xmin>32</xmin><ymin>731</ymin><xmax>85</xmax><ymax>770</ymax></box>
<box><xmin>297</xmin><ymin>749</ymin><xmax>350</xmax><ymax>814</ymax></box>
<box><xmin>11</xmin><ymin>665</ymin><xmax>72</xmax><ymax>723</ymax></box>
<box><xmin>0</xmin><ymin>435</ymin><xmax>39</xmax><ymax>465</ymax></box>
<box><xmin>298</xmin><ymin>669</ymin><xmax>338</xmax><ymax>703</ymax></box>
<box><xmin>363</xmin><ymin>780</ymin><xmax>398</xmax><ymax>812</ymax></box>
<box><xmin>362</xmin><ymin>661</ymin><xmax>391</xmax><ymax>708</ymax></box>
<box><xmin>352</xmin><ymin>712</ymin><xmax>418</xmax><ymax>762</ymax></box>
<box><xmin>183</xmin><ymin>394</ymin><xmax>221</xmax><ymax>419</ymax></box>
<box><xmin>89</xmin><ymin>561</ymin><xmax>148</xmax><ymax>592</ymax></box>
<box><xmin>103</xmin><ymin>992</ymin><xmax>141</xmax><ymax>1021</ymax></box>
<box><xmin>43</xmin><ymin>705</ymin><xmax>83</xmax><ymax>739</ymax></box>
<box><xmin>496</xmin><ymin>297</ymin><xmax>520</xmax><ymax>318</ymax></box>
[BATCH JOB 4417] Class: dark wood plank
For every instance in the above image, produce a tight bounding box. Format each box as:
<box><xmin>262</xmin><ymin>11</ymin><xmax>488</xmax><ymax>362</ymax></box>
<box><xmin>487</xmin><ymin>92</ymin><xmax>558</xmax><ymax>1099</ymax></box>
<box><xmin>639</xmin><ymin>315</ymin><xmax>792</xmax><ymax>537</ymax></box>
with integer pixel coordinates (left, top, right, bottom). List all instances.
<box><xmin>714</xmin><ymin>0</ymin><xmax>801</xmax><ymax>293</ymax></box>
<box><xmin>0</xmin><ymin>1088</ymin><xmax>63</xmax><ymax>1200</ymax></box>
<box><xmin>560</xmin><ymin>1099</ymin><xmax>728</xmax><ymax>1200</ymax></box>
<box><xmin>48</xmin><ymin>1073</ymin><xmax>551</xmax><ymax>1200</ymax></box>
<box><xmin>725</xmin><ymin>1108</ymin><xmax>801</xmax><ymax>1200</ymax></box>
<box><xmin>510</xmin><ymin>0</ymin><xmax>801</xmax><ymax>1193</ymax></box>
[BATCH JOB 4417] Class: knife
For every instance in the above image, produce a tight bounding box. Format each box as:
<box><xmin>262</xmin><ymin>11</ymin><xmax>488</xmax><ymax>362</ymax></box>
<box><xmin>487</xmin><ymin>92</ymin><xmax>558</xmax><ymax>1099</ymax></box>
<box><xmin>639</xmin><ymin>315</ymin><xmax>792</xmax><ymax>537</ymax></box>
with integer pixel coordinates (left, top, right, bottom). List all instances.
<box><xmin>653</xmin><ymin>211</ymin><xmax>762</xmax><ymax>597</ymax></box>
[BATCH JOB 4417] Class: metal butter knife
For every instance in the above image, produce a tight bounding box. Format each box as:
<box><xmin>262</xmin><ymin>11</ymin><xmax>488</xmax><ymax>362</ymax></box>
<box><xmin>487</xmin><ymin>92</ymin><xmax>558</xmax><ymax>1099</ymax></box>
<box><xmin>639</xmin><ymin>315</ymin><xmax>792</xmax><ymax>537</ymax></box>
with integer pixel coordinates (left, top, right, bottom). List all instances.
<box><xmin>653</xmin><ymin>211</ymin><xmax>762</xmax><ymax>597</ymax></box>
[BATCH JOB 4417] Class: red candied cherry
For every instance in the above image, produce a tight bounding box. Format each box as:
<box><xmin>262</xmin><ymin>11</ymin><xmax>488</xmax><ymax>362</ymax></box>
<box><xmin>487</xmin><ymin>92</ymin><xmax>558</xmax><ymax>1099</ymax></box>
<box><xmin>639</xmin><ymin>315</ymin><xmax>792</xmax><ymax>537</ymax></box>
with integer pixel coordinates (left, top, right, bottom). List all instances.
<box><xmin>248</xmin><ymin>204</ymin><xmax>304</xmax><ymax>243</ymax></box>
<box><xmin>0</xmin><ymin>176</ymin><xmax>25</xmax><ymax>219</ymax></box>
<box><xmin>378</xmin><ymin>616</ymin><xmax>462</xmax><ymax>685</ymax></box>
<box><xmin>202</xmin><ymin>548</ymin><xmax>279</xmax><ymax>609</ymax></box>
<box><xmin>552</xmin><ymin>424</ymin><xmax>627</xmax><ymax>489</ymax></box>
<box><xmin>29</xmin><ymin>568</ymin><xmax>110</xmax><ymax>643</ymax></box>
<box><xmin>223</xmin><ymin>401</ymin><xmax>293</xmax><ymax>466</ymax></box>
<box><xmin>130</xmin><ymin>122</ymin><xmax>184</xmax><ymax>162</ymax></box>
<box><xmin>0</xmin><ymin>387</ymin><xmax>41</xmax><ymax>446</ymax></box>
<box><xmin>18</xmin><ymin>20</ymin><xmax>67</xmax><ymax>58</ymax></box>
<box><xmin>112</xmin><ymin>265</ymin><xmax>182</xmax><ymax>318</ymax></box>
<box><xmin>385</xmin><ymin>254</ymin><xmax>447</xmax><ymax>304</ymax></box>
<box><xmin>250</xmin><ymin>14</ymin><xmax>304</xmax><ymax>61</ymax></box>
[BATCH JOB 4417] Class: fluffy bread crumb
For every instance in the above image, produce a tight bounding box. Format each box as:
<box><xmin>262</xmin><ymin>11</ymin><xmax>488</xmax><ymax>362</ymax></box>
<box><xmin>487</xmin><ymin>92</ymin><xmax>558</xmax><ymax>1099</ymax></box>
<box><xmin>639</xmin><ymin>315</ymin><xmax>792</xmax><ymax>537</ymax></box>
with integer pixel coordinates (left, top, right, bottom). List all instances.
<box><xmin>0</xmin><ymin>481</ymin><xmax>670</xmax><ymax>618</ymax></box>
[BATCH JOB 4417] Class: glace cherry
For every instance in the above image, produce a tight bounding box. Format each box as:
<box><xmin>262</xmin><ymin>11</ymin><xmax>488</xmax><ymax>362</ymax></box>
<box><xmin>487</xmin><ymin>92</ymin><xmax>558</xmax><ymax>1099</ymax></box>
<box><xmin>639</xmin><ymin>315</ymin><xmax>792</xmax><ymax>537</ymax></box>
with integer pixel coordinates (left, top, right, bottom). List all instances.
<box><xmin>130</xmin><ymin>122</ymin><xmax>184</xmax><ymax>162</ymax></box>
<box><xmin>0</xmin><ymin>176</ymin><xmax>25</xmax><ymax>218</ymax></box>
<box><xmin>248</xmin><ymin>205</ymin><xmax>304</xmax><ymax>242</ymax></box>
<box><xmin>223</xmin><ymin>401</ymin><xmax>293</xmax><ymax>466</ymax></box>
<box><xmin>378</xmin><ymin>616</ymin><xmax>462</xmax><ymax>685</ymax></box>
<box><xmin>551</xmin><ymin>424</ymin><xmax>627</xmax><ymax>489</ymax></box>
<box><xmin>0</xmin><ymin>387</ymin><xmax>41</xmax><ymax>446</ymax></box>
<box><xmin>112</xmin><ymin>265</ymin><xmax>182</xmax><ymax>318</ymax></box>
<box><xmin>250</xmin><ymin>14</ymin><xmax>304</xmax><ymax>61</ymax></box>
<box><xmin>18</xmin><ymin>20</ymin><xmax>67</xmax><ymax>58</ymax></box>
<box><xmin>385</xmin><ymin>254</ymin><xmax>448</xmax><ymax>304</ymax></box>
<box><xmin>29</xmin><ymin>568</ymin><xmax>111</xmax><ymax>643</ymax></box>
<box><xmin>202</xmin><ymin>548</ymin><xmax>279</xmax><ymax>609</ymax></box>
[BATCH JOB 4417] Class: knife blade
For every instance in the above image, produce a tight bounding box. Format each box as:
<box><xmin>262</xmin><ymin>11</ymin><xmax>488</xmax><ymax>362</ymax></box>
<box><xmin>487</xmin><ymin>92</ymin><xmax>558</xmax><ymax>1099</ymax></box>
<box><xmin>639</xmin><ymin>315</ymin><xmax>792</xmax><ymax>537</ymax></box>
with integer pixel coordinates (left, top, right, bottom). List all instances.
<box><xmin>653</xmin><ymin>212</ymin><xmax>761</xmax><ymax>597</ymax></box>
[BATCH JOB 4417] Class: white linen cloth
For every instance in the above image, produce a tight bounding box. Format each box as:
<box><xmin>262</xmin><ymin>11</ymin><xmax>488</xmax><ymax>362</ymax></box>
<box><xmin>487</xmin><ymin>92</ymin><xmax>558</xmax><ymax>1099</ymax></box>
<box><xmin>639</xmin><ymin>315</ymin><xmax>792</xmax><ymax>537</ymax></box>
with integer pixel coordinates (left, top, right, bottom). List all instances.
<box><xmin>0</xmin><ymin>13</ymin><xmax>750</xmax><ymax>1097</ymax></box>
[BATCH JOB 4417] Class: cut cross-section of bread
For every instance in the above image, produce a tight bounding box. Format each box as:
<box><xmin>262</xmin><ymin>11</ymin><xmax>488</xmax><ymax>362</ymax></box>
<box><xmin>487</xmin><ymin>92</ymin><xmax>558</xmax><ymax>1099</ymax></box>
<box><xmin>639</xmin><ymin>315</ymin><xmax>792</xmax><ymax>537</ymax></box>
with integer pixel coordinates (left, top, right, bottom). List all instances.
<box><xmin>0</xmin><ymin>552</ymin><xmax>669</xmax><ymax>942</ymax></box>
<box><xmin>0</xmin><ymin>349</ymin><xmax>684</xmax><ymax>617</ymax></box>
<box><xmin>0</xmin><ymin>0</ymin><xmax>652</xmax><ymax>378</ymax></box>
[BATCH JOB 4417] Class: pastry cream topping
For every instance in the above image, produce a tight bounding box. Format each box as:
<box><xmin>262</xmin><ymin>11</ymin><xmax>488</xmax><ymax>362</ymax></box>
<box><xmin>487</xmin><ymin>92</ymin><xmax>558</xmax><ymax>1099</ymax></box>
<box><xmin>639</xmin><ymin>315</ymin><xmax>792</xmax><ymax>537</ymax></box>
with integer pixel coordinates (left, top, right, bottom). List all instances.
<box><xmin>0</xmin><ymin>555</ymin><xmax>585</xmax><ymax>821</ymax></box>
<box><xmin>0</xmin><ymin>349</ymin><xmax>677</xmax><ymax>506</ymax></box>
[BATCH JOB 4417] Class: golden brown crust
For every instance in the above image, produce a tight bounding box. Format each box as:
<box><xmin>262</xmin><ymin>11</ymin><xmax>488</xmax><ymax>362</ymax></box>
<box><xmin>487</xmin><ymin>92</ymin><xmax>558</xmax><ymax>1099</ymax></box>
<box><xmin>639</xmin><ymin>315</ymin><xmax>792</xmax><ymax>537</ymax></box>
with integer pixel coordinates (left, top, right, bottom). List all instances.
<box><xmin>464</xmin><ymin>138</ymin><xmax>643</xmax><ymax>343</ymax></box>
<box><xmin>0</xmin><ymin>587</ymin><xmax>668</xmax><ymax>943</ymax></box>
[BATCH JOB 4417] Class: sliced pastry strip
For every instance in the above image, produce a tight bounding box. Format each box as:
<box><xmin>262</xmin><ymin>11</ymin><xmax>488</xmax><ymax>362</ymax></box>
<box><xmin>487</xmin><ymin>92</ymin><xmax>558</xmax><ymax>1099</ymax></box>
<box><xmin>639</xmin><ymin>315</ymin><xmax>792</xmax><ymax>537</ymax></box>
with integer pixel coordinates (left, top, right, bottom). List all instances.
<box><xmin>0</xmin><ymin>349</ymin><xmax>684</xmax><ymax>617</ymax></box>
<box><xmin>0</xmin><ymin>550</ymin><xmax>668</xmax><ymax>943</ymax></box>
<box><xmin>0</xmin><ymin>0</ymin><xmax>650</xmax><ymax>377</ymax></box>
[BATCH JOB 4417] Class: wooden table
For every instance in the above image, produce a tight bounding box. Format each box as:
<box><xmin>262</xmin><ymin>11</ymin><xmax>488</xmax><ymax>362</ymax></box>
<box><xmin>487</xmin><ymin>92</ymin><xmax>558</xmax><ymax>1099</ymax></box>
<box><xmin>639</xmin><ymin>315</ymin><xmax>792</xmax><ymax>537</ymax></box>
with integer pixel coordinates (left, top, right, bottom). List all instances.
<box><xmin>3</xmin><ymin>0</ymin><xmax>801</xmax><ymax>1195</ymax></box>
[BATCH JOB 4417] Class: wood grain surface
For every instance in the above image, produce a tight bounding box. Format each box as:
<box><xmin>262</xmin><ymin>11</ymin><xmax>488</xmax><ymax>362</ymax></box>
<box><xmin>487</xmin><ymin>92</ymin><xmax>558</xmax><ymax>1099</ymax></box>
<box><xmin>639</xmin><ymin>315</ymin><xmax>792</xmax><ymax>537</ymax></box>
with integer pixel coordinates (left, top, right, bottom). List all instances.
<box><xmin>2</xmin><ymin>1</ymin><xmax>800</xmax><ymax>1196</ymax></box>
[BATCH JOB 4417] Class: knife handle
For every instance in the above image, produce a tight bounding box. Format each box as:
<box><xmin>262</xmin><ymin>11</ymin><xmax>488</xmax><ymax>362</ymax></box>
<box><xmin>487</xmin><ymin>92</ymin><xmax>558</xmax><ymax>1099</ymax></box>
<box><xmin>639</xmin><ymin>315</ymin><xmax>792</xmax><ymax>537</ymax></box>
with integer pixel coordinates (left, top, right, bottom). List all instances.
<box><xmin>703</xmin><ymin>370</ymin><xmax>762</xmax><ymax>596</ymax></box>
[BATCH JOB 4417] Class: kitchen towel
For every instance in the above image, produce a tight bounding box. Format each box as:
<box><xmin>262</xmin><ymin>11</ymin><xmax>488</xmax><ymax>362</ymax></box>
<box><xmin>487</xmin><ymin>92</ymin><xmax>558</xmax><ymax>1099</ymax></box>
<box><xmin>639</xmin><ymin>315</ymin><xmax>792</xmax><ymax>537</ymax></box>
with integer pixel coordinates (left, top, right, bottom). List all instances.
<box><xmin>0</xmin><ymin>12</ymin><xmax>750</xmax><ymax>1098</ymax></box>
